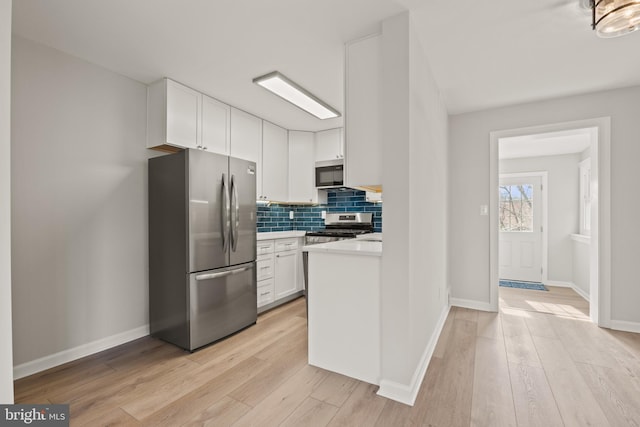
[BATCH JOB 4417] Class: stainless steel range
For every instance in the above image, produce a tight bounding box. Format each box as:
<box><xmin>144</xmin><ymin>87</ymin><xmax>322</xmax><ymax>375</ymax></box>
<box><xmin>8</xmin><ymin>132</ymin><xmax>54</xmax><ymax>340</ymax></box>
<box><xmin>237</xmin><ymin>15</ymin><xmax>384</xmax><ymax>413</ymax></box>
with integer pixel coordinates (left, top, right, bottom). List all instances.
<box><xmin>304</xmin><ymin>212</ymin><xmax>374</xmax><ymax>245</ymax></box>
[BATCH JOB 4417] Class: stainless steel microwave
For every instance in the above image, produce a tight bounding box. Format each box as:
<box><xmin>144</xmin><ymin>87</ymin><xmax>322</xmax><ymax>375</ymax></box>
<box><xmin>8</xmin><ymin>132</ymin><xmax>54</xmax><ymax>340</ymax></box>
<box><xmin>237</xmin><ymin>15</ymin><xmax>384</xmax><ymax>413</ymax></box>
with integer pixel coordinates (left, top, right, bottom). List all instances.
<box><xmin>315</xmin><ymin>160</ymin><xmax>344</xmax><ymax>188</ymax></box>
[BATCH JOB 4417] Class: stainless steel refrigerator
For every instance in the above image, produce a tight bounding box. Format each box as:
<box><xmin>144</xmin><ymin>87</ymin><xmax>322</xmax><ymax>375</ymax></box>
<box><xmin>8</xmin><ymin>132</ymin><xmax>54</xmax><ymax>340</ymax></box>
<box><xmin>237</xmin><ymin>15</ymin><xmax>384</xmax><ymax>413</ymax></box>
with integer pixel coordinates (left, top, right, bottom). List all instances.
<box><xmin>149</xmin><ymin>149</ymin><xmax>257</xmax><ymax>351</ymax></box>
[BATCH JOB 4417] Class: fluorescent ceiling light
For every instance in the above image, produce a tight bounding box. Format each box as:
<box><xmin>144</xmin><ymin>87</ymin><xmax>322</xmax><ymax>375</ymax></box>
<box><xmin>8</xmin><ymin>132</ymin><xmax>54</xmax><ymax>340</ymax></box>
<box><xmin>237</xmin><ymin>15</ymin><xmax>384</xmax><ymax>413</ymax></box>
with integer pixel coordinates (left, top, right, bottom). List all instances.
<box><xmin>253</xmin><ymin>71</ymin><xmax>340</xmax><ymax>120</ymax></box>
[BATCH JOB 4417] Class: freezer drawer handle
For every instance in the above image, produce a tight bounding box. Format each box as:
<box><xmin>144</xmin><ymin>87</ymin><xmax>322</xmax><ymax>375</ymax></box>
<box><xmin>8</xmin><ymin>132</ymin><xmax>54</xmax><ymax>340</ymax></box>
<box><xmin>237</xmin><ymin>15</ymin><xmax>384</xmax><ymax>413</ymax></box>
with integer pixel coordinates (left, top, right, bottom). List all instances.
<box><xmin>195</xmin><ymin>266</ymin><xmax>252</xmax><ymax>281</ymax></box>
<box><xmin>195</xmin><ymin>271</ymin><xmax>233</xmax><ymax>281</ymax></box>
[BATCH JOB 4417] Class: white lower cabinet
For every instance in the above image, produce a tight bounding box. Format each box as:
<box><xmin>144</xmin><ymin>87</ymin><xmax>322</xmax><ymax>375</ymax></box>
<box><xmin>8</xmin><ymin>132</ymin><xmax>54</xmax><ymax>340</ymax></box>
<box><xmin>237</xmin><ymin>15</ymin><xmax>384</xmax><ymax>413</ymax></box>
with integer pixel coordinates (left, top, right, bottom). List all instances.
<box><xmin>257</xmin><ymin>237</ymin><xmax>303</xmax><ymax>310</ymax></box>
<box><xmin>257</xmin><ymin>253</ymin><xmax>274</xmax><ymax>281</ymax></box>
<box><xmin>274</xmin><ymin>249</ymin><xmax>298</xmax><ymax>300</ymax></box>
<box><xmin>257</xmin><ymin>241</ymin><xmax>275</xmax><ymax>310</ymax></box>
<box><xmin>257</xmin><ymin>278</ymin><xmax>275</xmax><ymax>307</ymax></box>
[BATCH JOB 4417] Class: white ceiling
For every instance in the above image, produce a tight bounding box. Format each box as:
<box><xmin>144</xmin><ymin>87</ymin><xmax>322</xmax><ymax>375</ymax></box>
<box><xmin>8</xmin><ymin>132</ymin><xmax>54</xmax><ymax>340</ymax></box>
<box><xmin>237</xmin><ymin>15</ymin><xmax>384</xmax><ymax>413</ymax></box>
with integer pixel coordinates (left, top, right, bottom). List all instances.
<box><xmin>11</xmin><ymin>0</ymin><xmax>640</xmax><ymax>131</ymax></box>
<box><xmin>499</xmin><ymin>127</ymin><xmax>594</xmax><ymax>159</ymax></box>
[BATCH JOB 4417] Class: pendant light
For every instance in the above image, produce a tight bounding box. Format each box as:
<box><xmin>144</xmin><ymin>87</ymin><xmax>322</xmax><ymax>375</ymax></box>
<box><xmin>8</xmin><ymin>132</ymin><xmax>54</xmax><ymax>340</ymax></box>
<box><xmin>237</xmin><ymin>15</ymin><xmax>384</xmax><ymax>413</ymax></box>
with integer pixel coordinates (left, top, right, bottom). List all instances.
<box><xmin>591</xmin><ymin>0</ymin><xmax>640</xmax><ymax>37</ymax></box>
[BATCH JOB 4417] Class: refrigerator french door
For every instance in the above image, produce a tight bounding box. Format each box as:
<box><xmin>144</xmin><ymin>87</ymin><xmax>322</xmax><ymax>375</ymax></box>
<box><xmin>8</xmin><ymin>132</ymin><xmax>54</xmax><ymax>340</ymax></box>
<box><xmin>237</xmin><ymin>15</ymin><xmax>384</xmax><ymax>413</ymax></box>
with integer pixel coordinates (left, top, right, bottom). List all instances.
<box><xmin>149</xmin><ymin>149</ymin><xmax>257</xmax><ymax>351</ymax></box>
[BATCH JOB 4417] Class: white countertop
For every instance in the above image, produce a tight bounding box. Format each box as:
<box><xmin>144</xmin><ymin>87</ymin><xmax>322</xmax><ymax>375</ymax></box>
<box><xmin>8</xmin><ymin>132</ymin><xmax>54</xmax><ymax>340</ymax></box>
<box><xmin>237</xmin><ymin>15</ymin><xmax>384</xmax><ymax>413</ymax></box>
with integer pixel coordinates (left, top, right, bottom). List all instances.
<box><xmin>257</xmin><ymin>230</ymin><xmax>306</xmax><ymax>241</ymax></box>
<box><xmin>303</xmin><ymin>239</ymin><xmax>382</xmax><ymax>257</ymax></box>
<box><xmin>356</xmin><ymin>232</ymin><xmax>382</xmax><ymax>242</ymax></box>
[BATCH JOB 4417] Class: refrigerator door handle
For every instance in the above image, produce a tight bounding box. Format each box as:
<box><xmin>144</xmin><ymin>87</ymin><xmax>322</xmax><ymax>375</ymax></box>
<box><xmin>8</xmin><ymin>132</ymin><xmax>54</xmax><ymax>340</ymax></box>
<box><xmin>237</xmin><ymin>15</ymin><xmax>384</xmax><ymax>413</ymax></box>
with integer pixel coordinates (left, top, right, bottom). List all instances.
<box><xmin>230</xmin><ymin>174</ymin><xmax>239</xmax><ymax>252</ymax></box>
<box><xmin>221</xmin><ymin>173</ymin><xmax>231</xmax><ymax>251</ymax></box>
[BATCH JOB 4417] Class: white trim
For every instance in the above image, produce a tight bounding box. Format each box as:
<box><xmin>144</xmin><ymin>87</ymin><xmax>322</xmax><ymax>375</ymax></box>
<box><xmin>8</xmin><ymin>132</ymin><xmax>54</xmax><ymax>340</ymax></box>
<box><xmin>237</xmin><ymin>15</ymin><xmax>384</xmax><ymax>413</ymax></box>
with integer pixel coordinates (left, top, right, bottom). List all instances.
<box><xmin>499</xmin><ymin>171</ymin><xmax>549</xmax><ymax>284</ymax></box>
<box><xmin>571</xmin><ymin>285</ymin><xmax>590</xmax><ymax>302</ymax></box>
<box><xmin>610</xmin><ymin>320</ymin><xmax>640</xmax><ymax>334</ymax></box>
<box><xmin>546</xmin><ymin>280</ymin><xmax>590</xmax><ymax>302</ymax></box>
<box><xmin>450</xmin><ymin>297</ymin><xmax>494</xmax><ymax>312</ymax></box>
<box><xmin>13</xmin><ymin>325</ymin><xmax>150</xmax><ymax>379</ymax></box>
<box><xmin>377</xmin><ymin>303</ymin><xmax>451</xmax><ymax>406</ymax></box>
<box><xmin>489</xmin><ymin>117</ymin><xmax>611</xmax><ymax>327</ymax></box>
<box><xmin>545</xmin><ymin>280</ymin><xmax>574</xmax><ymax>288</ymax></box>
<box><xmin>570</xmin><ymin>234</ymin><xmax>591</xmax><ymax>244</ymax></box>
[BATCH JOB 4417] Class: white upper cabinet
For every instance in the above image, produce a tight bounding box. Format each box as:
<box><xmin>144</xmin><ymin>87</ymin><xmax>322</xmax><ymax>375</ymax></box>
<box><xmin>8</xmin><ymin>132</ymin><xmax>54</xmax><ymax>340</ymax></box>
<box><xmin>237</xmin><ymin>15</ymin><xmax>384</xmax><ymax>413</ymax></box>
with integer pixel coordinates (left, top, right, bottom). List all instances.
<box><xmin>201</xmin><ymin>94</ymin><xmax>231</xmax><ymax>155</ymax></box>
<box><xmin>147</xmin><ymin>78</ymin><xmax>200</xmax><ymax>151</ymax></box>
<box><xmin>147</xmin><ymin>78</ymin><xmax>230</xmax><ymax>156</ymax></box>
<box><xmin>345</xmin><ymin>35</ymin><xmax>382</xmax><ymax>188</ymax></box>
<box><xmin>230</xmin><ymin>107</ymin><xmax>263</xmax><ymax>197</ymax></box>
<box><xmin>261</xmin><ymin>121</ymin><xmax>289</xmax><ymax>202</ymax></box>
<box><xmin>315</xmin><ymin>128</ymin><xmax>344</xmax><ymax>162</ymax></box>
<box><xmin>288</xmin><ymin>131</ymin><xmax>316</xmax><ymax>203</ymax></box>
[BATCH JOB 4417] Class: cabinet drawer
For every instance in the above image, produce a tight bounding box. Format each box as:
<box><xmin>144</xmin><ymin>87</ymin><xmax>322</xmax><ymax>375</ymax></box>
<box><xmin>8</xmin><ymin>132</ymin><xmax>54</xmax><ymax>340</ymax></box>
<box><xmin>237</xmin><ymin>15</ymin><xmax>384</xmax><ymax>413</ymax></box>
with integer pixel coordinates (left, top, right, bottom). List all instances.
<box><xmin>275</xmin><ymin>238</ymin><xmax>299</xmax><ymax>252</ymax></box>
<box><xmin>257</xmin><ymin>279</ymin><xmax>275</xmax><ymax>307</ymax></box>
<box><xmin>257</xmin><ymin>254</ymin><xmax>274</xmax><ymax>281</ymax></box>
<box><xmin>257</xmin><ymin>240</ymin><xmax>275</xmax><ymax>256</ymax></box>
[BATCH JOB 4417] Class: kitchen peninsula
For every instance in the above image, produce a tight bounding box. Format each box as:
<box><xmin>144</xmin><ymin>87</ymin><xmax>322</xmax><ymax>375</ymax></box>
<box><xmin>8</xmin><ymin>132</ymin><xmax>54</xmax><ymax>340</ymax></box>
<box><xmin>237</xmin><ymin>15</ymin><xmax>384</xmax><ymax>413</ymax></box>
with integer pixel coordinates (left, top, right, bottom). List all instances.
<box><xmin>304</xmin><ymin>238</ymin><xmax>382</xmax><ymax>385</ymax></box>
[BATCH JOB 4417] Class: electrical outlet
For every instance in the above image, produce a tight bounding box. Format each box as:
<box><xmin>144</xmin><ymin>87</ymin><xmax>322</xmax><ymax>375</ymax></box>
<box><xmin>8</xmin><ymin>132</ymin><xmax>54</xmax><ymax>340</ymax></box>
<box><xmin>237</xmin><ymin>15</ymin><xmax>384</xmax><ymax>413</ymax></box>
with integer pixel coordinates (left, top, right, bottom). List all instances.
<box><xmin>321</xmin><ymin>210</ymin><xmax>326</xmax><ymax>219</ymax></box>
<box><xmin>289</xmin><ymin>210</ymin><xmax>294</xmax><ymax>220</ymax></box>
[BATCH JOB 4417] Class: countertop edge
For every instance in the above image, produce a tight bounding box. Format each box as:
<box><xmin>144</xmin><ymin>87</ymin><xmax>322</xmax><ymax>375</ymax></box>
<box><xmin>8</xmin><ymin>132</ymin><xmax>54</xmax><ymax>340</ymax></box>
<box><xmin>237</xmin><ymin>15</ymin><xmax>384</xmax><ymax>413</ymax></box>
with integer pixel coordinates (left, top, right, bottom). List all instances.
<box><xmin>303</xmin><ymin>242</ymin><xmax>382</xmax><ymax>257</ymax></box>
<box><xmin>257</xmin><ymin>231</ymin><xmax>306</xmax><ymax>240</ymax></box>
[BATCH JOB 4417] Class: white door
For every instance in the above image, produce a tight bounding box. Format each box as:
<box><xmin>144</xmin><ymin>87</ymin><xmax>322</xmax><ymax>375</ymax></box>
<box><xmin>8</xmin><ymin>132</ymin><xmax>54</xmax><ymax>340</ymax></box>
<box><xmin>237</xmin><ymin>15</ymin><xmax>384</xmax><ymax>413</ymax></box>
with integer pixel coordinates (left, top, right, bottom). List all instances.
<box><xmin>499</xmin><ymin>175</ymin><xmax>543</xmax><ymax>282</ymax></box>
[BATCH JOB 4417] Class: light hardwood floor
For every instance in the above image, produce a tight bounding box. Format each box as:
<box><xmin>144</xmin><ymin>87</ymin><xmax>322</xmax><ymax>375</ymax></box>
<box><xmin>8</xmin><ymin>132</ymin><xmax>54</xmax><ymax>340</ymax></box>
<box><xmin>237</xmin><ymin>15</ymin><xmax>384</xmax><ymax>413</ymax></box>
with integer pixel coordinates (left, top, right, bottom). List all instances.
<box><xmin>14</xmin><ymin>288</ymin><xmax>640</xmax><ymax>426</ymax></box>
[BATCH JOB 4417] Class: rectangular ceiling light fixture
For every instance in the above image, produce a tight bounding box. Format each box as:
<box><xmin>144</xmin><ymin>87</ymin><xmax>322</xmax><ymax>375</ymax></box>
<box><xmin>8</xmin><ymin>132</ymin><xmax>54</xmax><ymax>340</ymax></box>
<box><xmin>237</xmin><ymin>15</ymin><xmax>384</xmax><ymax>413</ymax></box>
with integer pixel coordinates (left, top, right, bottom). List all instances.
<box><xmin>253</xmin><ymin>71</ymin><xmax>340</xmax><ymax>120</ymax></box>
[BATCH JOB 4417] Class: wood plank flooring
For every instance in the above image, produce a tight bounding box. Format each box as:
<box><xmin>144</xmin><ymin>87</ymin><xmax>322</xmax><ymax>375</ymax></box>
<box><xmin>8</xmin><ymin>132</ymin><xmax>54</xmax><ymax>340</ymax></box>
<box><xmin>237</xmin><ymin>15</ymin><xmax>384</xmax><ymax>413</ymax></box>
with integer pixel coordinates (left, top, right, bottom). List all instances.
<box><xmin>14</xmin><ymin>287</ymin><xmax>640</xmax><ymax>426</ymax></box>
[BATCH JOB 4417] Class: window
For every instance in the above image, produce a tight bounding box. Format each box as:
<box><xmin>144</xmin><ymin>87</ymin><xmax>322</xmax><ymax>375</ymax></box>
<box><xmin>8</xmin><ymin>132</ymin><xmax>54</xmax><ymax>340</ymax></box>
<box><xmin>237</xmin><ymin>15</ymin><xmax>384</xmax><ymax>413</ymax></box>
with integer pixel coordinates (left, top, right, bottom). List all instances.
<box><xmin>499</xmin><ymin>184</ymin><xmax>534</xmax><ymax>232</ymax></box>
<box><xmin>579</xmin><ymin>158</ymin><xmax>591</xmax><ymax>235</ymax></box>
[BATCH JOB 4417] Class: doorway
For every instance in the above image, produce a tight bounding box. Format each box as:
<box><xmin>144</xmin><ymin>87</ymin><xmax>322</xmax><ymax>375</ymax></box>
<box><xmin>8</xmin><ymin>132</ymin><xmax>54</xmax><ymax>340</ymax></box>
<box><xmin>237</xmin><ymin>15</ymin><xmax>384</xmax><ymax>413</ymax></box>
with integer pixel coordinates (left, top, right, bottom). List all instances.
<box><xmin>498</xmin><ymin>173</ymin><xmax>546</xmax><ymax>284</ymax></box>
<box><xmin>489</xmin><ymin>118</ymin><xmax>611</xmax><ymax>327</ymax></box>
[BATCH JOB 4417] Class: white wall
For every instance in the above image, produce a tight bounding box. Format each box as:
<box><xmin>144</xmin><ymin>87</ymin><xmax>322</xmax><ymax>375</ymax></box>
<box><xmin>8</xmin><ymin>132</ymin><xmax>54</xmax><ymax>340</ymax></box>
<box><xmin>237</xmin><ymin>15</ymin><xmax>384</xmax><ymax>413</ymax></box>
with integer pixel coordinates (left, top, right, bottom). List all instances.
<box><xmin>449</xmin><ymin>86</ymin><xmax>640</xmax><ymax>325</ymax></box>
<box><xmin>500</xmin><ymin>153</ymin><xmax>580</xmax><ymax>283</ymax></box>
<box><xmin>1</xmin><ymin>0</ymin><xmax>14</xmax><ymax>404</ymax></box>
<box><xmin>11</xmin><ymin>36</ymin><xmax>149</xmax><ymax>370</ymax></box>
<box><xmin>379</xmin><ymin>12</ymin><xmax>449</xmax><ymax>404</ymax></box>
<box><xmin>572</xmin><ymin>238</ymin><xmax>590</xmax><ymax>297</ymax></box>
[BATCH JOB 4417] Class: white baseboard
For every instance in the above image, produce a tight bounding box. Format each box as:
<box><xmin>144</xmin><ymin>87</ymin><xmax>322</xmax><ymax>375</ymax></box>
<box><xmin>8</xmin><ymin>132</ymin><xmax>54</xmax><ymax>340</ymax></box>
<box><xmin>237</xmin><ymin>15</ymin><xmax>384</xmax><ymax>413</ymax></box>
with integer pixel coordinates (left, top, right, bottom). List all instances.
<box><xmin>546</xmin><ymin>280</ymin><xmax>590</xmax><ymax>302</ymax></box>
<box><xmin>545</xmin><ymin>280</ymin><xmax>573</xmax><ymax>288</ymax></box>
<box><xmin>377</xmin><ymin>303</ymin><xmax>451</xmax><ymax>406</ymax></box>
<box><xmin>13</xmin><ymin>325</ymin><xmax>150</xmax><ymax>380</ymax></box>
<box><xmin>610</xmin><ymin>320</ymin><xmax>640</xmax><ymax>334</ymax></box>
<box><xmin>450</xmin><ymin>297</ymin><xmax>493</xmax><ymax>312</ymax></box>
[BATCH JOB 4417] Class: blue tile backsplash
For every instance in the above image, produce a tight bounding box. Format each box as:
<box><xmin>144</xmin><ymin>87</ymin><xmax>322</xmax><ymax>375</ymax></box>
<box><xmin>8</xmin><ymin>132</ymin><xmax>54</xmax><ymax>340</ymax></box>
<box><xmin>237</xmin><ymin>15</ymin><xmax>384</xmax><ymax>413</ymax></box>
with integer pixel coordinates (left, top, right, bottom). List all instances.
<box><xmin>256</xmin><ymin>189</ymin><xmax>382</xmax><ymax>233</ymax></box>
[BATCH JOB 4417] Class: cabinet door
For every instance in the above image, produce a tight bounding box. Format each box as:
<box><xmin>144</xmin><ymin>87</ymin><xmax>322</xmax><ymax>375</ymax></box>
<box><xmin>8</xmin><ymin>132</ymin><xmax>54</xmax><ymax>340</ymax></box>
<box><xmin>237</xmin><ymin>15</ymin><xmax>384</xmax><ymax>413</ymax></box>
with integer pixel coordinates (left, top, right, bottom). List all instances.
<box><xmin>315</xmin><ymin>128</ymin><xmax>343</xmax><ymax>162</ymax></box>
<box><xmin>345</xmin><ymin>35</ymin><xmax>382</xmax><ymax>187</ymax></box>
<box><xmin>230</xmin><ymin>108</ymin><xmax>262</xmax><ymax>198</ymax></box>
<box><xmin>201</xmin><ymin>94</ymin><xmax>230</xmax><ymax>155</ymax></box>
<box><xmin>288</xmin><ymin>131</ymin><xmax>315</xmax><ymax>203</ymax></box>
<box><xmin>166</xmin><ymin>79</ymin><xmax>200</xmax><ymax>149</ymax></box>
<box><xmin>262</xmin><ymin>122</ymin><xmax>289</xmax><ymax>201</ymax></box>
<box><xmin>274</xmin><ymin>250</ymin><xmax>298</xmax><ymax>300</ymax></box>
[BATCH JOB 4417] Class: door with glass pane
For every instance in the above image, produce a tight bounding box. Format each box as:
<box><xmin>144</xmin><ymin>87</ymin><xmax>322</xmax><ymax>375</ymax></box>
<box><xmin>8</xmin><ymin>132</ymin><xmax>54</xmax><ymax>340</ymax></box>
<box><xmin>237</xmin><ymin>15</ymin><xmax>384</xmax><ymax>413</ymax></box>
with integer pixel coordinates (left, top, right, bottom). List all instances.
<box><xmin>499</xmin><ymin>175</ymin><xmax>543</xmax><ymax>282</ymax></box>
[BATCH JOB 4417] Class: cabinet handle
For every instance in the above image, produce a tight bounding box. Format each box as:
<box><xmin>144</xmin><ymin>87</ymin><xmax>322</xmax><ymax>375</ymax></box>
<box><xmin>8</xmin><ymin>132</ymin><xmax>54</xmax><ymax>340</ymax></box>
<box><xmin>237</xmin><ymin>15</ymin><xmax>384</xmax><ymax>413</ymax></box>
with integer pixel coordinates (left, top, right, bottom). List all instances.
<box><xmin>260</xmin><ymin>292</ymin><xmax>270</xmax><ymax>296</ymax></box>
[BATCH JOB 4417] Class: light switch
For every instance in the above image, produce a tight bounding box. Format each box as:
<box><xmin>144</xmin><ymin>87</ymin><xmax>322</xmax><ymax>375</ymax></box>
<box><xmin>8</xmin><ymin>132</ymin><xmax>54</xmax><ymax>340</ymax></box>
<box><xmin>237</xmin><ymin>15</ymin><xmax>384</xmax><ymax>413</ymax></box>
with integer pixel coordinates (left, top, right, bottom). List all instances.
<box><xmin>480</xmin><ymin>205</ymin><xmax>489</xmax><ymax>216</ymax></box>
<box><xmin>289</xmin><ymin>210</ymin><xmax>294</xmax><ymax>220</ymax></box>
